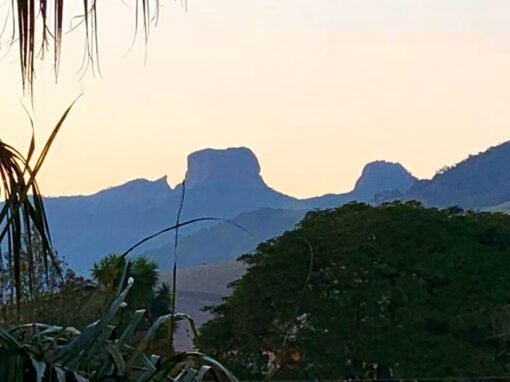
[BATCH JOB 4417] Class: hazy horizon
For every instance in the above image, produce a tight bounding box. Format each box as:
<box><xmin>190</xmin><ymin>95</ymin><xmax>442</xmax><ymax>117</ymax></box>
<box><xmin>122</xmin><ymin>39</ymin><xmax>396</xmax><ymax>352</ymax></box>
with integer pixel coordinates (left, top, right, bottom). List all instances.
<box><xmin>3</xmin><ymin>0</ymin><xmax>510</xmax><ymax>198</ymax></box>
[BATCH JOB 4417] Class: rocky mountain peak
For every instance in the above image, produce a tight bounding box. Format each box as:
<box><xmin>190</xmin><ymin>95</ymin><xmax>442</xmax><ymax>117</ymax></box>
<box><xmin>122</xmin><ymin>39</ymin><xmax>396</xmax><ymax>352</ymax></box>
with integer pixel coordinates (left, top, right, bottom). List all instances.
<box><xmin>353</xmin><ymin>160</ymin><xmax>416</xmax><ymax>199</ymax></box>
<box><xmin>184</xmin><ymin>147</ymin><xmax>265</xmax><ymax>189</ymax></box>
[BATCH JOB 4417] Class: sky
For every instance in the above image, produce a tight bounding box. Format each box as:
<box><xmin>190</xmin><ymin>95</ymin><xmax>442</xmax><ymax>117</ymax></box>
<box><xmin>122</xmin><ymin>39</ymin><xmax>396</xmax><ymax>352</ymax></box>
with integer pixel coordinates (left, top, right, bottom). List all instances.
<box><xmin>2</xmin><ymin>0</ymin><xmax>510</xmax><ymax>198</ymax></box>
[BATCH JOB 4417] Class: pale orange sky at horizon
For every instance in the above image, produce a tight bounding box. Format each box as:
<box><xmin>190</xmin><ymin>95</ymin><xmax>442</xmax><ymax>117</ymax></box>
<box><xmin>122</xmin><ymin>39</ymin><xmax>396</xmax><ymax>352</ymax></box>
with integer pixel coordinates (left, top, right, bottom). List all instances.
<box><xmin>2</xmin><ymin>0</ymin><xmax>510</xmax><ymax>198</ymax></box>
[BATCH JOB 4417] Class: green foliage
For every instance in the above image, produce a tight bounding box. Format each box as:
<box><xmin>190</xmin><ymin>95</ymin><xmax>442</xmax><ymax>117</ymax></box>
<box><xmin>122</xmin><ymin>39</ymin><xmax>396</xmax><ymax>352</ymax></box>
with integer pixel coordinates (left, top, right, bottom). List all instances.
<box><xmin>91</xmin><ymin>254</ymin><xmax>125</xmax><ymax>289</ymax></box>
<box><xmin>0</xmin><ymin>229</ymin><xmax>107</xmax><ymax>329</ymax></box>
<box><xmin>91</xmin><ymin>254</ymin><xmax>178</xmax><ymax>359</ymax></box>
<box><xmin>198</xmin><ymin>202</ymin><xmax>510</xmax><ymax>379</ymax></box>
<box><xmin>92</xmin><ymin>254</ymin><xmax>161</xmax><ymax>314</ymax></box>
<box><xmin>0</xmin><ymin>268</ymin><xmax>105</xmax><ymax>329</ymax></box>
<box><xmin>0</xmin><ymin>232</ymin><xmax>107</xmax><ymax>328</ymax></box>
<box><xmin>130</xmin><ymin>257</ymin><xmax>160</xmax><ymax>310</ymax></box>
<box><xmin>0</xmin><ymin>259</ymin><xmax>239</xmax><ymax>381</ymax></box>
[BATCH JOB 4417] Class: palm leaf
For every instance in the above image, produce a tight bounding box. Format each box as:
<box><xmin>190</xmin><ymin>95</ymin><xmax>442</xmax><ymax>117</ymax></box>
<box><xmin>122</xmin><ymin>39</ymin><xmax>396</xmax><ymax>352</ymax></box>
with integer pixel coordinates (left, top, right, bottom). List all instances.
<box><xmin>0</xmin><ymin>102</ymin><xmax>76</xmax><ymax>317</ymax></box>
<box><xmin>4</xmin><ymin>0</ymin><xmax>161</xmax><ymax>96</ymax></box>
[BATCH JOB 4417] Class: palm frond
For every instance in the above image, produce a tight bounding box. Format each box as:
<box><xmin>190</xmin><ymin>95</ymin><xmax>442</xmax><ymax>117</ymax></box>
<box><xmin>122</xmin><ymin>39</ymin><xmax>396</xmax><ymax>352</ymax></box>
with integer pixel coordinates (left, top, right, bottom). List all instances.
<box><xmin>3</xmin><ymin>0</ymin><xmax>161</xmax><ymax>96</ymax></box>
<box><xmin>0</xmin><ymin>102</ymin><xmax>75</xmax><ymax>318</ymax></box>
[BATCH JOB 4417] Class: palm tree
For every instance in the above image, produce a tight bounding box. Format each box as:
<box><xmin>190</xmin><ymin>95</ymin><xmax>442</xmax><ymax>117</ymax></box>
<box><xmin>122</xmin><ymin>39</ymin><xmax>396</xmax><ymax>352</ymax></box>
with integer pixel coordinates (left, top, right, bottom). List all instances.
<box><xmin>129</xmin><ymin>256</ymin><xmax>159</xmax><ymax>309</ymax></box>
<box><xmin>91</xmin><ymin>254</ymin><xmax>160</xmax><ymax>311</ymax></box>
<box><xmin>91</xmin><ymin>254</ymin><xmax>127</xmax><ymax>289</ymax></box>
<box><xmin>0</xmin><ymin>104</ymin><xmax>74</xmax><ymax>317</ymax></box>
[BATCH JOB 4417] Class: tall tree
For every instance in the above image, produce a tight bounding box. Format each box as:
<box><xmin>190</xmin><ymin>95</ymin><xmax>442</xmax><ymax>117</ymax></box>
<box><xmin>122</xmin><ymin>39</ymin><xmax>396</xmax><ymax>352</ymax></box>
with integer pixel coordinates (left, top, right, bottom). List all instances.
<box><xmin>129</xmin><ymin>256</ymin><xmax>159</xmax><ymax>309</ymax></box>
<box><xmin>91</xmin><ymin>253</ymin><xmax>126</xmax><ymax>289</ymax></box>
<box><xmin>199</xmin><ymin>202</ymin><xmax>510</xmax><ymax>379</ymax></box>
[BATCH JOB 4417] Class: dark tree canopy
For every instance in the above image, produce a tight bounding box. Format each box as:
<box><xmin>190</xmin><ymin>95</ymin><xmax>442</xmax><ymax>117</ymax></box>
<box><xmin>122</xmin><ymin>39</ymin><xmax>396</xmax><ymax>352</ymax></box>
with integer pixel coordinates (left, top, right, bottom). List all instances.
<box><xmin>198</xmin><ymin>202</ymin><xmax>510</xmax><ymax>379</ymax></box>
<box><xmin>91</xmin><ymin>254</ymin><xmax>160</xmax><ymax>312</ymax></box>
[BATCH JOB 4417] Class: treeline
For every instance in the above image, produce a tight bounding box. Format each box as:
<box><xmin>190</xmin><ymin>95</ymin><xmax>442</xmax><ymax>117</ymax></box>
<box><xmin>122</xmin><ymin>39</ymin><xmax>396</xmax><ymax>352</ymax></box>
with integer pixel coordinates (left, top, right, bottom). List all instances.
<box><xmin>198</xmin><ymin>202</ymin><xmax>510</xmax><ymax>379</ymax></box>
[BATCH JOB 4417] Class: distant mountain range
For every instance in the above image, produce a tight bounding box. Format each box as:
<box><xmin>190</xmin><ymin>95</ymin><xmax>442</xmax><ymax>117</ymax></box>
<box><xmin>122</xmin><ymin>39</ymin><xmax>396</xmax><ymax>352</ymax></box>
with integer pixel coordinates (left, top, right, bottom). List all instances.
<box><xmin>42</xmin><ymin>141</ymin><xmax>510</xmax><ymax>274</ymax></box>
<box><xmin>43</xmin><ymin>147</ymin><xmax>416</xmax><ymax>274</ymax></box>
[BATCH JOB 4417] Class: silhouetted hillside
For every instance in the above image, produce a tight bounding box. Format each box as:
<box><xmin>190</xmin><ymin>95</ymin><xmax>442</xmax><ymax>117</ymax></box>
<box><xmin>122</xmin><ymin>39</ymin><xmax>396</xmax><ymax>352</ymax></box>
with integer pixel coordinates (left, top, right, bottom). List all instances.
<box><xmin>41</xmin><ymin>147</ymin><xmax>416</xmax><ymax>274</ymax></box>
<box><xmin>400</xmin><ymin>141</ymin><xmax>510</xmax><ymax>209</ymax></box>
<box><xmin>45</xmin><ymin>177</ymin><xmax>177</xmax><ymax>274</ymax></box>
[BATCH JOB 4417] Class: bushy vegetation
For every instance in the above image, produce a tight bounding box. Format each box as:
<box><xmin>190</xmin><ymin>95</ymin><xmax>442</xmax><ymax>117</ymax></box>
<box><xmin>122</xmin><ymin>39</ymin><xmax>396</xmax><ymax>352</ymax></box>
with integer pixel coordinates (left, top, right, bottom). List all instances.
<box><xmin>0</xmin><ymin>259</ymin><xmax>239</xmax><ymax>381</ymax></box>
<box><xmin>0</xmin><ymin>234</ymin><xmax>237</xmax><ymax>380</ymax></box>
<box><xmin>0</xmin><ymin>219</ymin><xmax>239</xmax><ymax>380</ymax></box>
<box><xmin>92</xmin><ymin>254</ymin><xmax>167</xmax><ymax>317</ymax></box>
<box><xmin>199</xmin><ymin>202</ymin><xmax>510</xmax><ymax>379</ymax></box>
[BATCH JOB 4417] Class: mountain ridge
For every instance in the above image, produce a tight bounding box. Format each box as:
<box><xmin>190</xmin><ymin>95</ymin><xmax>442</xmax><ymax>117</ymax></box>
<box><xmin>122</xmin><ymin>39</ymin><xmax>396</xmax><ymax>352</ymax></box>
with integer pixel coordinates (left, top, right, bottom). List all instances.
<box><xmin>41</xmin><ymin>146</ymin><xmax>419</xmax><ymax>274</ymax></box>
<box><xmin>394</xmin><ymin>141</ymin><xmax>510</xmax><ymax>209</ymax></box>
